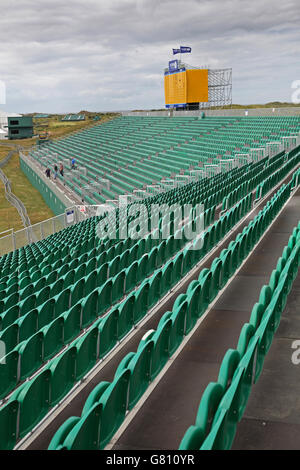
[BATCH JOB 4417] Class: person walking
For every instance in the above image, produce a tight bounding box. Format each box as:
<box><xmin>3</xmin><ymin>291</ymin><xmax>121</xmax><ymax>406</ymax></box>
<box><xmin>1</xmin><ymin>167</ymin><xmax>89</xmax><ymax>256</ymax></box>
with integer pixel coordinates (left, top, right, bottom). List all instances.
<box><xmin>45</xmin><ymin>167</ymin><xmax>51</xmax><ymax>179</ymax></box>
<box><xmin>59</xmin><ymin>163</ymin><xmax>64</xmax><ymax>177</ymax></box>
<box><xmin>71</xmin><ymin>157</ymin><xmax>76</xmax><ymax>170</ymax></box>
<box><xmin>54</xmin><ymin>164</ymin><xmax>58</xmax><ymax>180</ymax></box>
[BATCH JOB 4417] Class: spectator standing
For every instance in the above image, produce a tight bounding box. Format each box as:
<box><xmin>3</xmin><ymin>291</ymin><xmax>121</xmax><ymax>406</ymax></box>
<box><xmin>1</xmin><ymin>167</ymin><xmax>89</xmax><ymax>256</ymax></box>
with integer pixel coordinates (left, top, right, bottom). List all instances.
<box><xmin>71</xmin><ymin>158</ymin><xmax>76</xmax><ymax>170</ymax></box>
<box><xmin>45</xmin><ymin>167</ymin><xmax>51</xmax><ymax>179</ymax></box>
<box><xmin>59</xmin><ymin>164</ymin><xmax>64</xmax><ymax>177</ymax></box>
<box><xmin>54</xmin><ymin>164</ymin><xmax>58</xmax><ymax>180</ymax></box>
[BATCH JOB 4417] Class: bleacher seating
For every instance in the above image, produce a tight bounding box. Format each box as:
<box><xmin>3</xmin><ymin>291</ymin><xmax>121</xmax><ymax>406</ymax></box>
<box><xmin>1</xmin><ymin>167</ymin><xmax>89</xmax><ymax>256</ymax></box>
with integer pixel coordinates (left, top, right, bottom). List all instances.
<box><xmin>0</xmin><ymin>115</ymin><xmax>299</xmax><ymax>450</ymax></box>
<box><xmin>29</xmin><ymin>116</ymin><xmax>300</xmax><ymax>204</ymax></box>
<box><xmin>179</xmin><ymin>217</ymin><xmax>300</xmax><ymax>450</ymax></box>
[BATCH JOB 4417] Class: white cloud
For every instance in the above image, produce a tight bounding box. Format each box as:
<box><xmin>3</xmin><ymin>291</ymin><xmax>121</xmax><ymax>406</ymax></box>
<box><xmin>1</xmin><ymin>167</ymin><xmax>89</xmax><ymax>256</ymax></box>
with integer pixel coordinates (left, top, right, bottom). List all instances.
<box><xmin>0</xmin><ymin>0</ymin><xmax>299</xmax><ymax>112</ymax></box>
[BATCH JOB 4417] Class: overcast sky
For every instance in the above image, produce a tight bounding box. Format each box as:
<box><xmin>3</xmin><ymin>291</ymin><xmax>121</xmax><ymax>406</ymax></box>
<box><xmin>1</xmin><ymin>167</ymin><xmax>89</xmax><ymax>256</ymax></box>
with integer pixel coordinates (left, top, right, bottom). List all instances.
<box><xmin>0</xmin><ymin>0</ymin><xmax>299</xmax><ymax>113</ymax></box>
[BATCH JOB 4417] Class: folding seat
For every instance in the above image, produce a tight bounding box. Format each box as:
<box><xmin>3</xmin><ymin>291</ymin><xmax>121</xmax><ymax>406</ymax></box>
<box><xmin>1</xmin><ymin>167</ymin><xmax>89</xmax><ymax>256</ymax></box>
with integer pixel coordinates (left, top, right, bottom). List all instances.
<box><xmin>136</xmin><ymin>239</ymin><xmax>146</xmax><ymax>259</ymax></box>
<box><xmin>178</xmin><ymin>383</ymin><xmax>223</xmax><ymax>450</ymax></box>
<box><xmin>0</xmin><ymin>399</ymin><xmax>19</xmax><ymax>450</ymax></box>
<box><xmin>0</xmin><ymin>305</ymin><xmax>19</xmax><ymax>331</ymax></box>
<box><xmin>5</xmin><ymin>283</ymin><xmax>18</xmax><ymax>298</ymax></box>
<box><xmin>228</xmin><ymin>241</ymin><xmax>239</xmax><ymax>274</ymax></box>
<box><xmin>18</xmin><ymin>283</ymin><xmax>33</xmax><ymax>301</ymax></box>
<box><xmin>112</xmin><ymin>270</ymin><xmax>125</xmax><ymax>304</ymax></box>
<box><xmin>117</xmin><ymin>342</ymin><xmax>153</xmax><ymax>410</ymax></box>
<box><xmin>127</xmin><ymin>241</ymin><xmax>138</xmax><ymax>262</ymax></box>
<box><xmin>108</xmin><ymin>255</ymin><xmax>121</xmax><ymax>278</ymax></box>
<box><xmin>62</xmin><ymin>269</ymin><xmax>75</xmax><ymax>289</ymax></box>
<box><xmin>84</xmin><ymin>270</ymin><xmax>98</xmax><ymax>297</ymax></box>
<box><xmin>98</xmin><ymin>369</ymin><xmax>131</xmax><ymax>449</ymax></box>
<box><xmin>56</xmin><ymin>264</ymin><xmax>70</xmax><ymax>278</ymax></box>
<box><xmin>138</xmin><ymin>253</ymin><xmax>150</xmax><ymax>280</ymax></box>
<box><xmin>4</xmin><ymin>292</ymin><xmax>20</xmax><ymax>312</ymax></box>
<box><xmin>157</xmin><ymin>240</ymin><xmax>167</xmax><ymax>266</ymax></box>
<box><xmin>219</xmin><ymin>249</ymin><xmax>231</xmax><ymax>287</ymax></box>
<box><xmin>96</xmin><ymin>263</ymin><xmax>108</xmax><ymax>287</ymax></box>
<box><xmin>49</xmin><ymin>404</ymin><xmax>102</xmax><ymax>450</ymax></box>
<box><xmin>201</xmin><ymin>367</ymin><xmax>245</xmax><ymax>450</ymax></box>
<box><xmin>98</xmin><ymin>309</ymin><xmax>118</xmax><ymax>358</ymax></box>
<box><xmin>106</xmin><ymin>246</ymin><xmax>116</xmax><ymax>264</ymax></box>
<box><xmin>16</xmin><ymin>331</ymin><xmax>44</xmax><ymax>380</ymax></box>
<box><xmin>114</xmin><ymin>240</ymin><xmax>126</xmax><ymax>257</ymax></box>
<box><xmin>161</xmin><ymin>260</ymin><xmax>174</xmax><ymax>295</ymax></box>
<box><xmin>74</xmin><ymin>327</ymin><xmax>99</xmax><ymax>380</ymax></box>
<box><xmin>70</xmin><ymin>279</ymin><xmax>85</xmax><ymax>307</ymax></box>
<box><xmin>16</xmin><ymin>309</ymin><xmax>38</xmax><ymax>343</ymax></box>
<box><xmin>49</xmin><ymin>278</ymin><xmax>64</xmax><ymax>298</ymax></box>
<box><xmin>35</xmin><ymin>284</ymin><xmax>51</xmax><ymax>308</ymax></box>
<box><xmin>12</xmin><ymin>369</ymin><xmax>51</xmax><ymax>440</ymax></box>
<box><xmin>96</xmin><ymin>252</ymin><xmax>107</xmax><ymax>267</ymax></box>
<box><xmin>0</xmin><ymin>350</ymin><xmax>19</xmax><ymax>400</ymax></box>
<box><xmin>97</xmin><ymin>279</ymin><xmax>113</xmax><ymax>316</ymax></box>
<box><xmin>115</xmin><ymin>293</ymin><xmax>134</xmax><ymax>339</ymax></box>
<box><xmin>62</xmin><ymin>303</ymin><xmax>82</xmax><ymax>344</ymax></box>
<box><xmin>169</xmin><ymin>302</ymin><xmax>187</xmax><ymax>354</ymax></box>
<box><xmin>148</xmin><ymin>246</ymin><xmax>158</xmax><ymax>274</ymax></box>
<box><xmin>48</xmin><ymin>346</ymin><xmax>77</xmax><ymax>406</ymax></box>
<box><xmin>33</xmin><ymin>277</ymin><xmax>46</xmax><ymax>293</ymax></box>
<box><xmin>124</xmin><ymin>261</ymin><xmax>138</xmax><ymax>294</ymax></box>
<box><xmin>210</xmin><ymin>259</ymin><xmax>223</xmax><ymax>299</ymax></box>
<box><xmin>36</xmin><ymin>299</ymin><xmax>55</xmax><ymax>338</ymax></box>
<box><xmin>45</xmin><ymin>270</ymin><xmax>58</xmax><ymax>285</ymax></box>
<box><xmin>40</xmin><ymin>265</ymin><xmax>54</xmax><ymax>277</ymax></box>
<box><xmin>42</xmin><ymin>317</ymin><xmax>64</xmax><ymax>361</ymax></box>
<box><xmin>85</xmin><ymin>257</ymin><xmax>97</xmax><ymax>276</ymax></box>
<box><xmin>186</xmin><ymin>280</ymin><xmax>203</xmax><ymax>331</ymax></box>
<box><xmin>0</xmin><ymin>323</ymin><xmax>19</xmax><ymax>354</ymax></box>
<box><xmin>172</xmin><ymin>251</ymin><xmax>183</xmax><ymax>284</ymax></box>
<box><xmin>74</xmin><ymin>263</ymin><xmax>87</xmax><ymax>283</ymax></box>
<box><xmin>236</xmin><ymin>322</ymin><xmax>255</xmax><ymax>357</ymax></box>
<box><xmin>119</xmin><ymin>249</ymin><xmax>131</xmax><ymax>271</ymax></box>
<box><xmin>0</xmin><ymin>288</ymin><xmax>7</xmax><ymax>303</ymax></box>
<box><xmin>198</xmin><ymin>269</ymin><xmax>213</xmax><ymax>308</ymax></box>
<box><xmin>148</xmin><ymin>270</ymin><xmax>162</xmax><ymax>309</ymax></box>
<box><xmin>133</xmin><ymin>282</ymin><xmax>149</xmax><ymax>324</ymax></box>
<box><xmin>81</xmin><ymin>289</ymin><xmax>98</xmax><ymax>328</ymax></box>
<box><xmin>144</xmin><ymin>320</ymin><xmax>172</xmax><ymax>380</ymax></box>
<box><xmin>6</xmin><ymin>275</ymin><xmax>17</xmax><ymax>288</ymax></box>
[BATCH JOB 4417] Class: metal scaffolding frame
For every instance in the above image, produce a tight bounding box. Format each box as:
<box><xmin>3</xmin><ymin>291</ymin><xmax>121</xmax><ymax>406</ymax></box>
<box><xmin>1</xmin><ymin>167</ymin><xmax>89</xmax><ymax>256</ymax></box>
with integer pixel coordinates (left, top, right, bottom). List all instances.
<box><xmin>168</xmin><ymin>63</ymin><xmax>232</xmax><ymax>109</ymax></box>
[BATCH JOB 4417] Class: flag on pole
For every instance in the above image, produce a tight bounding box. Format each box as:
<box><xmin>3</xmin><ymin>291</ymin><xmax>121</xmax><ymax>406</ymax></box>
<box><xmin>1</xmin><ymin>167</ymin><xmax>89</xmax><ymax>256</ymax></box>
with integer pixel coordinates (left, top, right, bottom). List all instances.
<box><xmin>172</xmin><ymin>48</ymin><xmax>181</xmax><ymax>55</ymax></box>
<box><xmin>180</xmin><ymin>46</ymin><xmax>192</xmax><ymax>53</ymax></box>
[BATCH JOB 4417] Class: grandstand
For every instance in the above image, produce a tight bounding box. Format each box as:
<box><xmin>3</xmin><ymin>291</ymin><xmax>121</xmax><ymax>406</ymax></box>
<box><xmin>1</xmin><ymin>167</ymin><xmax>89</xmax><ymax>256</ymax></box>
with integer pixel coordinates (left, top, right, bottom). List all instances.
<box><xmin>25</xmin><ymin>115</ymin><xmax>300</xmax><ymax>206</ymax></box>
<box><xmin>0</xmin><ymin>110</ymin><xmax>299</xmax><ymax>452</ymax></box>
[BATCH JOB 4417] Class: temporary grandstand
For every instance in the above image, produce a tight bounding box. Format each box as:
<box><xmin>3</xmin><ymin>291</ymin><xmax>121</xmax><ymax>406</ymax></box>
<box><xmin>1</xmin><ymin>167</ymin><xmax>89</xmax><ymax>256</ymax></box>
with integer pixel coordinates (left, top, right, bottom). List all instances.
<box><xmin>0</xmin><ymin>111</ymin><xmax>300</xmax><ymax>452</ymax></box>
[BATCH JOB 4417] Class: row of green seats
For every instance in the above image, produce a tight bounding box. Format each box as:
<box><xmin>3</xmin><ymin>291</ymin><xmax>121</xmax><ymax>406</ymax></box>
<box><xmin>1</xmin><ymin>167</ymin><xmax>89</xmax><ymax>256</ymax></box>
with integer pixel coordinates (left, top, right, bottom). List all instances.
<box><xmin>0</xmin><ymin>203</ymin><xmax>216</xmax><ymax>328</ymax></box>
<box><xmin>46</xmin><ymin>175</ymin><xmax>296</xmax><ymax>450</ymax></box>
<box><xmin>0</xmin><ymin>191</ymin><xmax>254</xmax><ymax>448</ymax></box>
<box><xmin>255</xmin><ymin>152</ymin><xmax>300</xmax><ymax>201</ymax></box>
<box><xmin>179</xmin><ymin>220</ymin><xmax>300</xmax><ymax>450</ymax></box>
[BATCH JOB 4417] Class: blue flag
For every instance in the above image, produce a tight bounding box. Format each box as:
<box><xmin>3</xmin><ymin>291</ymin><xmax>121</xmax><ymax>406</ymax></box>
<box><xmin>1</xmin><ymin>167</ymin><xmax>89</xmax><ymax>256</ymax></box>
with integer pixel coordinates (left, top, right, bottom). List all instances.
<box><xmin>180</xmin><ymin>46</ymin><xmax>191</xmax><ymax>53</ymax></box>
<box><xmin>172</xmin><ymin>48</ymin><xmax>181</xmax><ymax>55</ymax></box>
